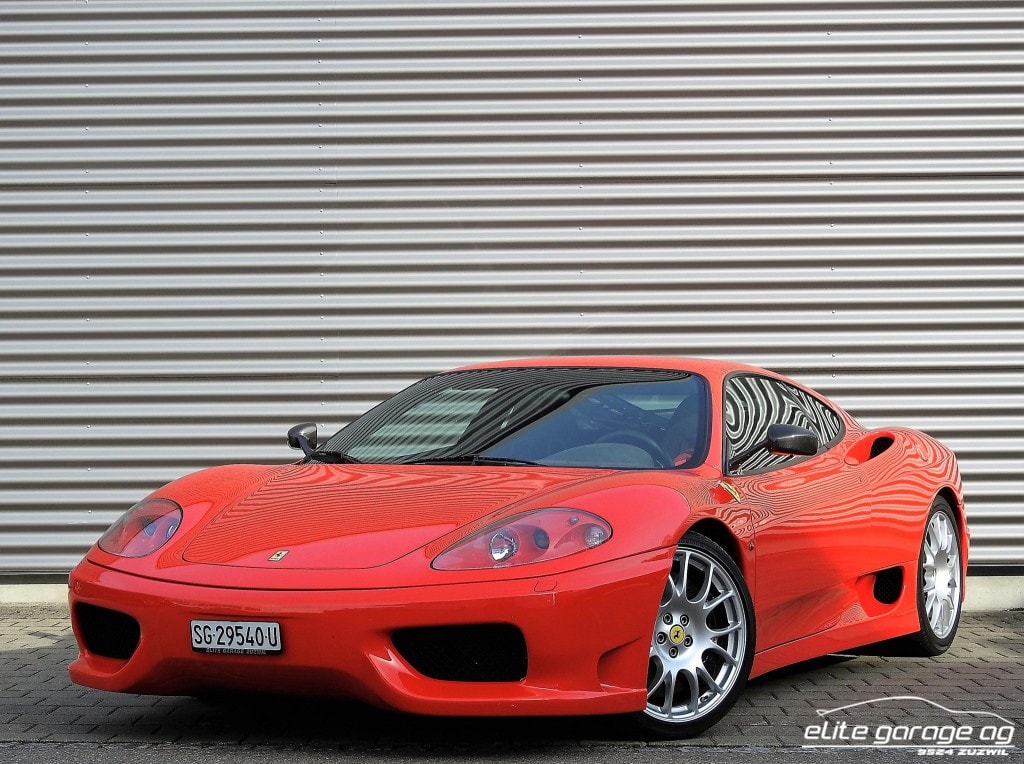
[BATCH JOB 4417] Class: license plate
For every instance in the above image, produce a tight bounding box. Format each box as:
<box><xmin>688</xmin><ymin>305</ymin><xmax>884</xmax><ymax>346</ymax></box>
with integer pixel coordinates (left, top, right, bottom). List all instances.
<box><xmin>190</xmin><ymin>620</ymin><xmax>282</xmax><ymax>655</ymax></box>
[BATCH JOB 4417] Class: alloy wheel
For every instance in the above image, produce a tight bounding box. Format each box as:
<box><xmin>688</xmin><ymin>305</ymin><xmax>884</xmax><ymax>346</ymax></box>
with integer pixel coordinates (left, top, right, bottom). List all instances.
<box><xmin>922</xmin><ymin>509</ymin><xmax>961</xmax><ymax>640</ymax></box>
<box><xmin>645</xmin><ymin>543</ymin><xmax>749</xmax><ymax>724</ymax></box>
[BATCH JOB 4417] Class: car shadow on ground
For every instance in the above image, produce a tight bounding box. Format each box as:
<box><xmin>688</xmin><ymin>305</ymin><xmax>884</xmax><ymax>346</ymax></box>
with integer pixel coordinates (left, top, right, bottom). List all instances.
<box><xmin>4</xmin><ymin>627</ymin><xmax>870</xmax><ymax>748</ymax></box>
<box><xmin>10</xmin><ymin>607</ymin><xmax>1022</xmax><ymax>750</ymax></box>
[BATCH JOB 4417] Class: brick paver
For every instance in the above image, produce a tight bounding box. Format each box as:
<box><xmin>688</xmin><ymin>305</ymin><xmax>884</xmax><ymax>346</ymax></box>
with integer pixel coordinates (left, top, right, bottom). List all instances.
<box><xmin>1</xmin><ymin>606</ymin><xmax>1021</xmax><ymax>752</ymax></box>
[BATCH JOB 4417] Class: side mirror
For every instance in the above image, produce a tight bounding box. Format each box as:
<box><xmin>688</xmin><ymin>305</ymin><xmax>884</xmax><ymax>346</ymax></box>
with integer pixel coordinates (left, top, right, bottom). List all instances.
<box><xmin>287</xmin><ymin>422</ymin><xmax>318</xmax><ymax>457</ymax></box>
<box><xmin>767</xmin><ymin>424</ymin><xmax>819</xmax><ymax>457</ymax></box>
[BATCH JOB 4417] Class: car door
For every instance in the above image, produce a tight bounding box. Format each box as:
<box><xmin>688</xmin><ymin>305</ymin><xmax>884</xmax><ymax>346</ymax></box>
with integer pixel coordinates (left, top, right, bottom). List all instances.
<box><xmin>723</xmin><ymin>374</ymin><xmax>869</xmax><ymax>651</ymax></box>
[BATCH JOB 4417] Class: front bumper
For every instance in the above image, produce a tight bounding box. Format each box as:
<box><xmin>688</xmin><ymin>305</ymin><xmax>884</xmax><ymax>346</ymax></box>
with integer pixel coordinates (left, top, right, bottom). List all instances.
<box><xmin>68</xmin><ymin>549</ymin><xmax>671</xmax><ymax>716</ymax></box>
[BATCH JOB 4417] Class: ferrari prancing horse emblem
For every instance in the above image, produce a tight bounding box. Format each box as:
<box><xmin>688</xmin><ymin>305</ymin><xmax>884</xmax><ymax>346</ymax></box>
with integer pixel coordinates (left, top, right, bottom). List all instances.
<box><xmin>268</xmin><ymin>550</ymin><xmax>289</xmax><ymax>562</ymax></box>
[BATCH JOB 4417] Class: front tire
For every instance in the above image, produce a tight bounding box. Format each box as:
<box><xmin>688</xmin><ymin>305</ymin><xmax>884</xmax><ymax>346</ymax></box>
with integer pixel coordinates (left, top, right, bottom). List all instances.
<box><xmin>635</xmin><ymin>533</ymin><xmax>755</xmax><ymax>739</ymax></box>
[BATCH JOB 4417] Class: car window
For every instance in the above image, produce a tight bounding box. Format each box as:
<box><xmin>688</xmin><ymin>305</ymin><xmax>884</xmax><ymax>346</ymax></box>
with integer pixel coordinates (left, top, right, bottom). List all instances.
<box><xmin>323</xmin><ymin>367</ymin><xmax>710</xmax><ymax>469</ymax></box>
<box><xmin>725</xmin><ymin>374</ymin><xmax>843</xmax><ymax>474</ymax></box>
<box><xmin>488</xmin><ymin>377</ymin><xmax>708</xmax><ymax>468</ymax></box>
<box><xmin>784</xmin><ymin>384</ymin><xmax>844</xmax><ymax>446</ymax></box>
<box><xmin>347</xmin><ymin>387</ymin><xmax>494</xmax><ymax>460</ymax></box>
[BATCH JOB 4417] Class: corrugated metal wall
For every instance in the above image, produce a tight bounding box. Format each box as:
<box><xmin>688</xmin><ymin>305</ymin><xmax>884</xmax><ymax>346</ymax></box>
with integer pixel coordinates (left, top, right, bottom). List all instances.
<box><xmin>0</xmin><ymin>1</ymin><xmax>1021</xmax><ymax>574</ymax></box>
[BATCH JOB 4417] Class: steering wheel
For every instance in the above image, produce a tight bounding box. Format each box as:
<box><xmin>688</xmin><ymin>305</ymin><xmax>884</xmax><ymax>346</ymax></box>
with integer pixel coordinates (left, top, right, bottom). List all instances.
<box><xmin>596</xmin><ymin>430</ymin><xmax>674</xmax><ymax>468</ymax></box>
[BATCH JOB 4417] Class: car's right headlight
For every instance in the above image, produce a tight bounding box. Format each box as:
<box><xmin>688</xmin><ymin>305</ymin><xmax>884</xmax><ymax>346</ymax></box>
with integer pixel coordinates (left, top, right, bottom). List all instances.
<box><xmin>97</xmin><ymin>498</ymin><xmax>183</xmax><ymax>558</ymax></box>
<box><xmin>432</xmin><ymin>508</ymin><xmax>612</xmax><ymax>571</ymax></box>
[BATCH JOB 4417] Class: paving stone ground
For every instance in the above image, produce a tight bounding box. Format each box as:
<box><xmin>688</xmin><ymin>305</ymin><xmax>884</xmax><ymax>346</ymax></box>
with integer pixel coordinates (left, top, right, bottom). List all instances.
<box><xmin>1</xmin><ymin>605</ymin><xmax>1021</xmax><ymax>761</ymax></box>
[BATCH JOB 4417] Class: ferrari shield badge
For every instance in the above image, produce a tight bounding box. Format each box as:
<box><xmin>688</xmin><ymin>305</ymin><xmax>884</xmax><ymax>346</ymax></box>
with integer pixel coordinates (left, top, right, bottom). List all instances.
<box><xmin>268</xmin><ymin>550</ymin><xmax>289</xmax><ymax>562</ymax></box>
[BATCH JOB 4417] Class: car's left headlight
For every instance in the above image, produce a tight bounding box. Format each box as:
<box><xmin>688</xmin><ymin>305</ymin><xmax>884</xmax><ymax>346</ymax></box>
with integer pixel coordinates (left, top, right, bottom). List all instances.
<box><xmin>432</xmin><ymin>508</ymin><xmax>612</xmax><ymax>571</ymax></box>
<box><xmin>97</xmin><ymin>498</ymin><xmax>183</xmax><ymax>558</ymax></box>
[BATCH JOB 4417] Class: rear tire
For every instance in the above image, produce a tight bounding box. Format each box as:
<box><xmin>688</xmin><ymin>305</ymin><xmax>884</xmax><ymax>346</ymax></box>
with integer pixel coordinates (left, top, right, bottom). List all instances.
<box><xmin>633</xmin><ymin>533</ymin><xmax>755</xmax><ymax>739</ymax></box>
<box><xmin>901</xmin><ymin>497</ymin><xmax>963</xmax><ymax>656</ymax></box>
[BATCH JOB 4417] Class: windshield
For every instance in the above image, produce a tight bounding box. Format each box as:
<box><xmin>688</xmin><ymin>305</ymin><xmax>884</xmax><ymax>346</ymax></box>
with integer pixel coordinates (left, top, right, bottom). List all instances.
<box><xmin>320</xmin><ymin>367</ymin><xmax>710</xmax><ymax>470</ymax></box>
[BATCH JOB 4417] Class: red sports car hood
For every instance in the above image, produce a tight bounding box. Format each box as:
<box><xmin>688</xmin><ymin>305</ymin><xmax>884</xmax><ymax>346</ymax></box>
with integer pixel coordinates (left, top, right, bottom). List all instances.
<box><xmin>180</xmin><ymin>463</ymin><xmax>608</xmax><ymax>570</ymax></box>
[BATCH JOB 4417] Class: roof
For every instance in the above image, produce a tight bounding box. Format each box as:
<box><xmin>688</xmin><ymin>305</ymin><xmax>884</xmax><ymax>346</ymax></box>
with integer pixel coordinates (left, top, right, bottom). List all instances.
<box><xmin>454</xmin><ymin>355</ymin><xmax>771</xmax><ymax>381</ymax></box>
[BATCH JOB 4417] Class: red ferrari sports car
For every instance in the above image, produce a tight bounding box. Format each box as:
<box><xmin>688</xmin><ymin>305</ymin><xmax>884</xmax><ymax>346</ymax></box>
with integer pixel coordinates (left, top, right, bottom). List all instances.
<box><xmin>68</xmin><ymin>357</ymin><xmax>967</xmax><ymax>738</ymax></box>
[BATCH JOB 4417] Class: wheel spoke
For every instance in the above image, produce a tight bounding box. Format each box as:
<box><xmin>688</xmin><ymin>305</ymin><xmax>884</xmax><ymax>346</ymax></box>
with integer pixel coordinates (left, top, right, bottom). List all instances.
<box><xmin>660</xmin><ymin>668</ymin><xmax>677</xmax><ymax>715</ymax></box>
<box><xmin>647</xmin><ymin>657</ymin><xmax>667</xmax><ymax>698</ymax></box>
<box><xmin>707</xmin><ymin>641</ymin><xmax>740</xmax><ymax>667</ymax></box>
<box><xmin>937</xmin><ymin>516</ymin><xmax>952</xmax><ymax>550</ymax></box>
<box><xmin>936</xmin><ymin>598</ymin><xmax>950</xmax><ymax>632</ymax></box>
<box><xmin>694</xmin><ymin>561</ymin><xmax>716</xmax><ymax>605</ymax></box>
<box><xmin>707</xmin><ymin>621</ymin><xmax>742</xmax><ymax>637</ymax></box>
<box><xmin>922</xmin><ymin>567</ymin><xmax>936</xmax><ymax>593</ymax></box>
<box><xmin>941</xmin><ymin>592</ymin><xmax>955</xmax><ymax>619</ymax></box>
<box><xmin>683</xmin><ymin>667</ymin><xmax>700</xmax><ymax>712</ymax></box>
<box><xmin>703</xmin><ymin>588</ymin><xmax>735</xmax><ymax>612</ymax></box>
<box><xmin>925</xmin><ymin>588</ymin><xmax>939</xmax><ymax>618</ymax></box>
<box><xmin>923</xmin><ymin>542</ymin><xmax>936</xmax><ymax>567</ymax></box>
<box><xmin>696</xmin><ymin>665</ymin><xmax>724</xmax><ymax>697</ymax></box>
<box><xmin>674</xmin><ymin>551</ymin><xmax>690</xmax><ymax>600</ymax></box>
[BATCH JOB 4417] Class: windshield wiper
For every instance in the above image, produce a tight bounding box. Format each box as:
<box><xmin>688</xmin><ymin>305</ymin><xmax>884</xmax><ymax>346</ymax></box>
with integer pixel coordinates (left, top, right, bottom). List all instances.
<box><xmin>309</xmin><ymin>449</ymin><xmax>362</xmax><ymax>464</ymax></box>
<box><xmin>408</xmin><ymin>454</ymin><xmax>542</xmax><ymax>467</ymax></box>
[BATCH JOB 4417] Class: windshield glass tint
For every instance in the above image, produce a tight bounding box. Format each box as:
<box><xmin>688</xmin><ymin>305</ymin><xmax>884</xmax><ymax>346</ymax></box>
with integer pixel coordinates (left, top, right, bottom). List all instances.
<box><xmin>321</xmin><ymin>367</ymin><xmax>710</xmax><ymax>470</ymax></box>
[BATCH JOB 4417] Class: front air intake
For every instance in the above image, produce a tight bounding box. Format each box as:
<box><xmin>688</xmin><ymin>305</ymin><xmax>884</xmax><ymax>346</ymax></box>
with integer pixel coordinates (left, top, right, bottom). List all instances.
<box><xmin>74</xmin><ymin>603</ymin><xmax>141</xmax><ymax>660</ymax></box>
<box><xmin>392</xmin><ymin>623</ymin><xmax>527</xmax><ymax>682</ymax></box>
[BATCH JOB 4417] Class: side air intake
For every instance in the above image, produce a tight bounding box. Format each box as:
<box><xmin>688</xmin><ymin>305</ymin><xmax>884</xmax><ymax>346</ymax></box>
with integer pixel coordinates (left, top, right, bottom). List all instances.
<box><xmin>873</xmin><ymin>567</ymin><xmax>904</xmax><ymax>605</ymax></box>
